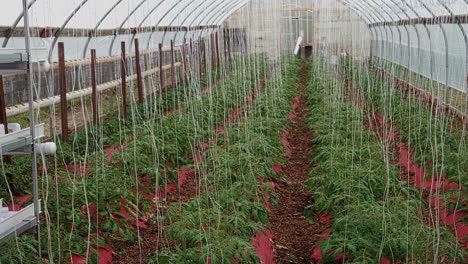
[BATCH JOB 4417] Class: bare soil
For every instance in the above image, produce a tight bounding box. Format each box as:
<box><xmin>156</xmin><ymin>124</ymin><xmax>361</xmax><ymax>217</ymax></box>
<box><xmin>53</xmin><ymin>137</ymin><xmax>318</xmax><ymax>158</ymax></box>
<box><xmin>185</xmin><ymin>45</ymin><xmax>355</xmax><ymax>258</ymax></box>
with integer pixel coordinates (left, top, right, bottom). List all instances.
<box><xmin>269</xmin><ymin>64</ymin><xmax>321</xmax><ymax>264</ymax></box>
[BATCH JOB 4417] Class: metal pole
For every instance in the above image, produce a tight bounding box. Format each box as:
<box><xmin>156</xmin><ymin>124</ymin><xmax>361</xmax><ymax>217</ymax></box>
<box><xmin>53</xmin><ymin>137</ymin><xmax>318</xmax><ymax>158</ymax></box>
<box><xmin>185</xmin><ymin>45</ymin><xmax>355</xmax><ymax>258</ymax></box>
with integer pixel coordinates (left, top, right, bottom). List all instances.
<box><xmin>120</xmin><ymin>41</ymin><xmax>127</xmax><ymax>119</ymax></box>
<box><xmin>22</xmin><ymin>0</ymin><xmax>41</xmax><ymax>255</ymax></box>
<box><xmin>134</xmin><ymin>38</ymin><xmax>144</xmax><ymax>104</ymax></box>
<box><xmin>58</xmin><ymin>42</ymin><xmax>68</xmax><ymax>142</ymax></box>
<box><xmin>91</xmin><ymin>49</ymin><xmax>98</xmax><ymax>126</ymax></box>
<box><xmin>211</xmin><ymin>34</ymin><xmax>216</xmax><ymax>69</ymax></box>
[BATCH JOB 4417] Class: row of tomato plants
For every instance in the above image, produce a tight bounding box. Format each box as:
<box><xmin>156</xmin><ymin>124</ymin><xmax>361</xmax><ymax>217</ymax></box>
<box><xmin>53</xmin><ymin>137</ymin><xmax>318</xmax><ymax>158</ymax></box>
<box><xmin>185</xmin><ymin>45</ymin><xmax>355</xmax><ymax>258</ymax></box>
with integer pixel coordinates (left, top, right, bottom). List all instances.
<box><xmin>147</xmin><ymin>58</ymin><xmax>302</xmax><ymax>263</ymax></box>
<box><xmin>0</xmin><ymin>54</ymin><xmax>267</xmax><ymax>263</ymax></box>
<box><xmin>342</xmin><ymin>56</ymin><xmax>467</xmax><ymax>260</ymax></box>
<box><xmin>305</xmin><ymin>56</ymin><xmax>463</xmax><ymax>263</ymax></box>
<box><xmin>343</xmin><ymin>56</ymin><xmax>468</xmax><ymax>247</ymax></box>
<box><xmin>341</xmin><ymin>56</ymin><xmax>467</xmax><ymax>192</ymax></box>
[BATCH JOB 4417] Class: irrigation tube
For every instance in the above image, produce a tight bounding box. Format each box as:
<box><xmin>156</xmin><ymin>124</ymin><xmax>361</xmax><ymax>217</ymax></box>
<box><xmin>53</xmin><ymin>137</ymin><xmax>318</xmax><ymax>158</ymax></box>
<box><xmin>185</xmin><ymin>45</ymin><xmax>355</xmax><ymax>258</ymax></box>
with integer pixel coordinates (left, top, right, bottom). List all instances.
<box><xmin>5</xmin><ymin>63</ymin><xmax>181</xmax><ymax>117</ymax></box>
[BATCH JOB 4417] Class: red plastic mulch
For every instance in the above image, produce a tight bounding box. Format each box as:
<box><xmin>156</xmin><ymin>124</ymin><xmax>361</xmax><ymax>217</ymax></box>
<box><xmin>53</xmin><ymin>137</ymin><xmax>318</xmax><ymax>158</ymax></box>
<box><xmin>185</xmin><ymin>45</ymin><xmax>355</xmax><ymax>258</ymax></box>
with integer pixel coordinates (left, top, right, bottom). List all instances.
<box><xmin>70</xmin><ymin>245</ymin><xmax>114</xmax><ymax>264</ymax></box>
<box><xmin>395</xmin><ymin>138</ymin><xmax>468</xmax><ymax>249</ymax></box>
<box><xmin>368</xmin><ymin>110</ymin><xmax>468</xmax><ymax>250</ymax></box>
<box><xmin>251</xmin><ymin>229</ymin><xmax>276</xmax><ymax>264</ymax></box>
<box><xmin>7</xmin><ymin>194</ymin><xmax>32</xmax><ymax>211</ymax></box>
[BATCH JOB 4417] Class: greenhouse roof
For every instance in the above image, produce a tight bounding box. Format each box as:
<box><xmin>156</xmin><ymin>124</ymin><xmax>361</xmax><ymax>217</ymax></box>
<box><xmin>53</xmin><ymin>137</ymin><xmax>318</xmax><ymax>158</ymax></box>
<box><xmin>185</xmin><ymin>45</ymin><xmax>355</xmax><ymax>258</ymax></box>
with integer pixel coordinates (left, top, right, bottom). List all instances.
<box><xmin>2</xmin><ymin>0</ymin><xmax>468</xmax><ymax>30</ymax></box>
<box><xmin>0</xmin><ymin>0</ymin><xmax>247</xmax><ymax>39</ymax></box>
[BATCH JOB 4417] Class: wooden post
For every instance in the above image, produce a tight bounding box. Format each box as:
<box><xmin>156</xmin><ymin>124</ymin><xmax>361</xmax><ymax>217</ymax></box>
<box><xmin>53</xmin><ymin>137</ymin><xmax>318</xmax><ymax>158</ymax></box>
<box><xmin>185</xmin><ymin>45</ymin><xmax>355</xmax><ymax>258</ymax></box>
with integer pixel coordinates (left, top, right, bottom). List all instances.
<box><xmin>216</xmin><ymin>32</ymin><xmax>220</xmax><ymax>67</ymax></box>
<box><xmin>0</xmin><ymin>76</ymin><xmax>8</xmax><ymax>135</ymax></box>
<box><xmin>201</xmin><ymin>38</ymin><xmax>207</xmax><ymax>75</ymax></box>
<box><xmin>58</xmin><ymin>42</ymin><xmax>68</xmax><ymax>142</ymax></box>
<box><xmin>227</xmin><ymin>29</ymin><xmax>232</xmax><ymax>61</ymax></box>
<box><xmin>134</xmin><ymin>38</ymin><xmax>144</xmax><ymax>104</ymax></box>
<box><xmin>223</xmin><ymin>30</ymin><xmax>228</xmax><ymax>61</ymax></box>
<box><xmin>120</xmin><ymin>41</ymin><xmax>127</xmax><ymax>118</ymax></box>
<box><xmin>159</xmin><ymin>43</ymin><xmax>164</xmax><ymax>92</ymax></box>
<box><xmin>0</xmin><ymin>75</ymin><xmax>11</xmax><ymax>163</ymax></box>
<box><xmin>198</xmin><ymin>38</ymin><xmax>203</xmax><ymax>82</ymax></box>
<box><xmin>190</xmin><ymin>38</ymin><xmax>193</xmax><ymax>55</ymax></box>
<box><xmin>91</xmin><ymin>49</ymin><xmax>98</xmax><ymax>126</ymax></box>
<box><xmin>170</xmin><ymin>40</ymin><xmax>175</xmax><ymax>89</ymax></box>
<box><xmin>211</xmin><ymin>34</ymin><xmax>216</xmax><ymax>69</ymax></box>
<box><xmin>182</xmin><ymin>38</ymin><xmax>188</xmax><ymax>85</ymax></box>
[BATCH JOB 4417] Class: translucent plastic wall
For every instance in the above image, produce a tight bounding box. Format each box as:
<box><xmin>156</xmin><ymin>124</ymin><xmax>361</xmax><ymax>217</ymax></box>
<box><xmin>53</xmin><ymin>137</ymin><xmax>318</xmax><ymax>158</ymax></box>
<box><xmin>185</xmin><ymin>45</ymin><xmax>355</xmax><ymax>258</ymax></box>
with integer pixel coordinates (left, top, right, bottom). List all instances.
<box><xmin>372</xmin><ymin>24</ymin><xmax>467</xmax><ymax>93</ymax></box>
<box><xmin>347</xmin><ymin>0</ymin><xmax>468</xmax><ymax>94</ymax></box>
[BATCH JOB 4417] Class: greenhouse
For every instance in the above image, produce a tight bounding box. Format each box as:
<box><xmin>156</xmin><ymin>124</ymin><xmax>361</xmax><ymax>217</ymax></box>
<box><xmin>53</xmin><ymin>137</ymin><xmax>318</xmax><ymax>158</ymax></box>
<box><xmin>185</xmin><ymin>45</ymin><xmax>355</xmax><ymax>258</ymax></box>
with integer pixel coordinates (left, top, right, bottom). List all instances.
<box><xmin>0</xmin><ymin>0</ymin><xmax>466</xmax><ymax>263</ymax></box>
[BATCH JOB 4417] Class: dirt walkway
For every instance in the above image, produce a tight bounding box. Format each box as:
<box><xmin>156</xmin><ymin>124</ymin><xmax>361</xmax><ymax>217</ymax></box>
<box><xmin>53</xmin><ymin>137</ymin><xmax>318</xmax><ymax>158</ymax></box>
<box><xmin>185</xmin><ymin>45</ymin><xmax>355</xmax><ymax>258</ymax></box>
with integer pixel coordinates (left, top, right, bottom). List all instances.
<box><xmin>269</xmin><ymin>63</ymin><xmax>319</xmax><ymax>263</ymax></box>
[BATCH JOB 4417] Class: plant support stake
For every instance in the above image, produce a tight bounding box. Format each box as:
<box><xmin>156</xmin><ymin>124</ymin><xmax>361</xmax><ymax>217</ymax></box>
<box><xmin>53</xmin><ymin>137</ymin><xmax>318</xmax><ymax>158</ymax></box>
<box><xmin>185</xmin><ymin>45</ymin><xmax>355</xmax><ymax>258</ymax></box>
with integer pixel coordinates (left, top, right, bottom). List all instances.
<box><xmin>159</xmin><ymin>43</ymin><xmax>164</xmax><ymax>93</ymax></box>
<box><xmin>134</xmin><ymin>38</ymin><xmax>144</xmax><ymax>104</ymax></box>
<box><xmin>0</xmin><ymin>76</ymin><xmax>7</xmax><ymax>134</ymax></box>
<box><xmin>58</xmin><ymin>42</ymin><xmax>68</xmax><ymax>142</ymax></box>
<box><xmin>120</xmin><ymin>41</ymin><xmax>127</xmax><ymax>118</ymax></box>
<box><xmin>171</xmin><ymin>40</ymin><xmax>175</xmax><ymax>89</ymax></box>
<box><xmin>91</xmin><ymin>49</ymin><xmax>98</xmax><ymax>126</ymax></box>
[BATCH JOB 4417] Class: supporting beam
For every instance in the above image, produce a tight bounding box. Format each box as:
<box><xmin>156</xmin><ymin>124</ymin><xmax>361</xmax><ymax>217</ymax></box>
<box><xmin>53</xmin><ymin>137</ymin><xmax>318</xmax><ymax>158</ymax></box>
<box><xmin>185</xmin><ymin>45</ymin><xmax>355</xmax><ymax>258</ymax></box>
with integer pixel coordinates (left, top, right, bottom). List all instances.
<box><xmin>369</xmin><ymin>15</ymin><xmax>468</xmax><ymax>28</ymax></box>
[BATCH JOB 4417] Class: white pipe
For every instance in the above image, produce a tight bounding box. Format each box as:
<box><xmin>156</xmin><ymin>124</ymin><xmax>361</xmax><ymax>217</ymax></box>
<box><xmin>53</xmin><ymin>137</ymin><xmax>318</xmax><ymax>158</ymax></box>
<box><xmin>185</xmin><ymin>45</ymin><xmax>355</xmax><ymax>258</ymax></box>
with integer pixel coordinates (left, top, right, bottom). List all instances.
<box><xmin>6</xmin><ymin>63</ymin><xmax>182</xmax><ymax>117</ymax></box>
